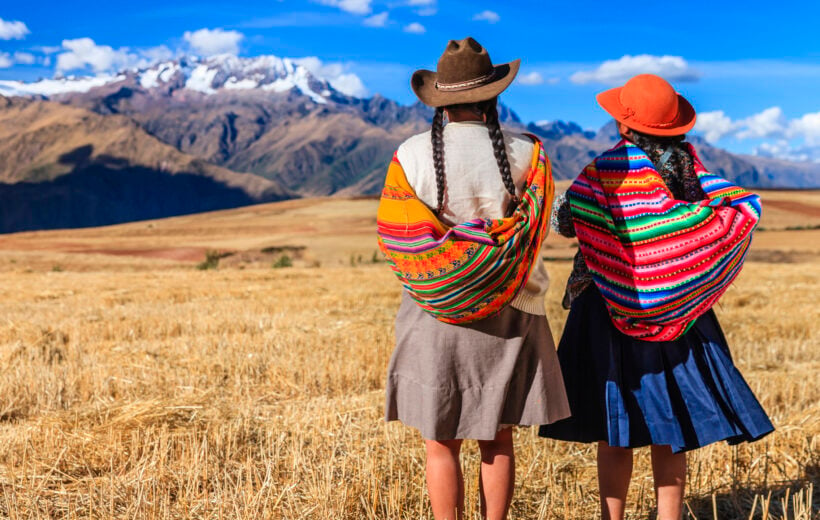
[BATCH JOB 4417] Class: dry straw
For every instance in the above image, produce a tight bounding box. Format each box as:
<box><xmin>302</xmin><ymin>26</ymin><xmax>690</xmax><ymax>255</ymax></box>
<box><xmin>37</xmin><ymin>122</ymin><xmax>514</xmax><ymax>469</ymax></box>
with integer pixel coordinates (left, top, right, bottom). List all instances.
<box><xmin>0</xmin><ymin>193</ymin><xmax>818</xmax><ymax>518</ymax></box>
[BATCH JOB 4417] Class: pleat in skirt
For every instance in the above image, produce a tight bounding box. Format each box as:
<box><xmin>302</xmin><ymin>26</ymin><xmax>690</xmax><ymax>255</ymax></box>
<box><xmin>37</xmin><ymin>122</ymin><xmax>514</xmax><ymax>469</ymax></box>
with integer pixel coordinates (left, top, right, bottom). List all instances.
<box><xmin>539</xmin><ymin>286</ymin><xmax>774</xmax><ymax>453</ymax></box>
<box><xmin>385</xmin><ymin>292</ymin><xmax>571</xmax><ymax>441</ymax></box>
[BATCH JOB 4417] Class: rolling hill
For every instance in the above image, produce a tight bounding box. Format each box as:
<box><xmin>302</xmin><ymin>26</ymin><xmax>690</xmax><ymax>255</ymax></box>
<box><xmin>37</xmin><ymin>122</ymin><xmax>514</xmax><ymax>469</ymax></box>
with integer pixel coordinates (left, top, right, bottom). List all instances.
<box><xmin>0</xmin><ymin>96</ymin><xmax>290</xmax><ymax>233</ymax></box>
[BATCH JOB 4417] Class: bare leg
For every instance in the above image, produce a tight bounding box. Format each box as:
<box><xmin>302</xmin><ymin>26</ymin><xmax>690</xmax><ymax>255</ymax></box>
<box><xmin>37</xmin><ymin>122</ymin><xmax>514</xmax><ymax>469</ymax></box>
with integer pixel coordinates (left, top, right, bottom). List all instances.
<box><xmin>597</xmin><ymin>442</ymin><xmax>633</xmax><ymax>520</ymax></box>
<box><xmin>425</xmin><ymin>439</ymin><xmax>464</xmax><ymax>520</ymax></box>
<box><xmin>651</xmin><ymin>445</ymin><xmax>686</xmax><ymax>520</ymax></box>
<box><xmin>477</xmin><ymin>427</ymin><xmax>515</xmax><ymax>520</ymax></box>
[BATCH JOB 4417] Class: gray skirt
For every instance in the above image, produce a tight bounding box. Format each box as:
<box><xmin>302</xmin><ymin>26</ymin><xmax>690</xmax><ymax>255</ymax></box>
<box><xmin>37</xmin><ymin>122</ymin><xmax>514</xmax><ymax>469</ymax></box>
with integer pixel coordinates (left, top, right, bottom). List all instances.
<box><xmin>385</xmin><ymin>292</ymin><xmax>571</xmax><ymax>441</ymax></box>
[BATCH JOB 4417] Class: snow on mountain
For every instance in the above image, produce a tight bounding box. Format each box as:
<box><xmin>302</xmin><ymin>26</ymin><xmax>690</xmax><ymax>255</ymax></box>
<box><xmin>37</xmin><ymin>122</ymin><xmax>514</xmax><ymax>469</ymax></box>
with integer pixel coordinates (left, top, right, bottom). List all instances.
<box><xmin>0</xmin><ymin>74</ymin><xmax>125</xmax><ymax>97</ymax></box>
<box><xmin>0</xmin><ymin>54</ymin><xmax>352</xmax><ymax>103</ymax></box>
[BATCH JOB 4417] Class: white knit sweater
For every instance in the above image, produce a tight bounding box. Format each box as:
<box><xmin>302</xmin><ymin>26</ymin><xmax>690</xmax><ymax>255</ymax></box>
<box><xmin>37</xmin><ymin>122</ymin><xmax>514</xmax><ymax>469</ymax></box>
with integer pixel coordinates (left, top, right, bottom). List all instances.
<box><xmin>396</xmin><ymin>121</ymin><xmax>549</xmax><ymax>316</ymax></box>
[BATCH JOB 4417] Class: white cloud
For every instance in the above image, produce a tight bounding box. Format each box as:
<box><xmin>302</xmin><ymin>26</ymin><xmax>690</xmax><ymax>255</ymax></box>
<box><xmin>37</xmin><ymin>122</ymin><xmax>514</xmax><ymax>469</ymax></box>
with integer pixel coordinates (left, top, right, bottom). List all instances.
<box><xmin>695</xmin><ymin>110</ymin><xmax>737</xmax><ymax>143</ymax></box>
<box><xmin>363</xmin><ymin>12</ymin><xmax>389</xmax><ymax>27</ymax></box>
<box><xmin>13</xmin><ymin>51</ymin><xmax>36</xmax><ymax>65</ymax></box>
<box><xmin>472</xmin><ymin>10</ymin><xmax>500</xmax><ymax>23</ymax></box>
<box><xmin>696</xmin><ymin>107</ymin><xmax>788</xmax><ymax>143</ymax></box>
<box><xmin>183</xmin><ymin>28</ymin><xmax>244</xmax><ymax>56</ymax></box>
<box><xmin>327</xmin><ymin>73</ymin><xmax>368</xmax><ymax>98</ymax></box>
<box><xmin>56</xmin><ymin>38</ymin><xmax>140</xmax><ymax>73</ymax></box>
<box><xmin>754</xmin><ymin>140</ymin><xmax>790</xmax><ymax>158</ymax></box>
<box><xmin>789</xmin><ymin>111</ymin><xmax>820</xmax><ymax>146</ymax></box>
<box><xmin>404</xmin><ymin>22</ymin><xmax>426</xmax><ymax>34</ymax></box>
<box><xmin>416</xmin><ymin>7</ymin><xmax>437</xmax><ymax>15</ymax></box>
<box><xmin>316</xmin><ymin>0</ymin><xmax>372</xmax><ymax>14</ymax></box>
<box><xmin>754</xmin><ymin>140</ymin><xmax>820</xmax><ymax>163</ymax></box>
<box><xmin>53</xmin><ymin>38</ymin><xmax>174</xmax><ymax>73</ymax></box>
<box><xmin>36</xmin><ymin>45</ymin><xmax>62</xmax><ymax>54</ymax></box>
<box><xmin>294</xmin><ymin>56</ymin><xmax>369</xmax><ymax>97</ymax></box>
<box><xmin>570</xmin><ymin>55</ymin><xmax>700</xmax><ymax>85</ymax></box>
<box><xmin>517</xmin><ymin>72</ymin><xmax>544</xmax><ymax>86</ymax></box>
<box><xmin>0</xmin><ymin>50</ymin><xmax>37</xmax><ymax>67</ymax></box>
<box><xmin>735</xmin><ymin>107</ymin><xmax>786</xmax><ymax>140</ymax></box>
<box><xmin>140</xmin><ymin>45</ymin><xmax>176</xmax><ymax>63</ymax></box>
<box><xmin>697</xmin><ymin>106</ymin><xmax>798</xmax><ymax>143</ymax></box>
<box><xmin>694</xmin><ymin>107</ymin><xmax>820</xmax><ymax>163</ymax></box>
<box><xmin>0</xmin><ymin>18</ymin><xmax>29</xmax><ymax>40</ymax></box>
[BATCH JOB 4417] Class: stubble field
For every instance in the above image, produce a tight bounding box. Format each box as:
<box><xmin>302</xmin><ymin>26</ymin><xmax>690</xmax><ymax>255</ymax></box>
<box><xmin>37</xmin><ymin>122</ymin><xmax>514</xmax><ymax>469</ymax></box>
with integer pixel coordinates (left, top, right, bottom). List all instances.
<box><xmin>0</xmin><ymin>190</ymin><xmax>818</xmax><ymax>519</ymax></box>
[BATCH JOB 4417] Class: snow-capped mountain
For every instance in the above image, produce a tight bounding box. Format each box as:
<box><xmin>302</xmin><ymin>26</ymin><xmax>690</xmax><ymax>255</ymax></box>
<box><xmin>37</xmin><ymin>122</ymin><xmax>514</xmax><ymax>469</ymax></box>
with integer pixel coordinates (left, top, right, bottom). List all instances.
<box><xmin>0</xmin><ymin>74</ymin><xmax>126</xmax><ymax>97</ymax></box>
<box><xmin>0</xmin><ymin>54</ymin><xmax>351</xmax><ymax>104</ymax></box>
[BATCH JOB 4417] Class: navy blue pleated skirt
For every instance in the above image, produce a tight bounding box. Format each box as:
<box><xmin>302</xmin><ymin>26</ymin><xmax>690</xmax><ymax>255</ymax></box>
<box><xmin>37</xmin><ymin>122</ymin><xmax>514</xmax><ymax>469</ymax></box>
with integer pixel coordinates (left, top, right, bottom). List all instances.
<box><xmin>539</xmin><ymin>286</ymin><xmax>774</xmax><ymax>453</ymax></box>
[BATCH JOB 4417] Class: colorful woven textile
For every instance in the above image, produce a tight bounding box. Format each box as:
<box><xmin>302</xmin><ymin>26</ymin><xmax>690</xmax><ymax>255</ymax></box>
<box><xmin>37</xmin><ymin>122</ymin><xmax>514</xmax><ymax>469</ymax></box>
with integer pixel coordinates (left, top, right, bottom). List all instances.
<box><xmin>377</xmin><ymin>138</ymin><xmax>554</xmax><ymax>324</ymax></box>
<box><xmin>567</xmin><ymin>140</ymin><xmax>761</xmax><ymax>341</ymax></box>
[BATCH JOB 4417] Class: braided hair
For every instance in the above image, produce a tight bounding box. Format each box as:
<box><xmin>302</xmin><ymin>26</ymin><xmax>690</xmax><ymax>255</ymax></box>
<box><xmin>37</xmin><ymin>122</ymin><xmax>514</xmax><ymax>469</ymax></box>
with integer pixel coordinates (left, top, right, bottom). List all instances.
<box><xmin>481</xmin><ymin>99</ymin><xmax>520</xmax><ymax>216</ymax></box>
<box><xmin>431</xmin><ymin>107</ymin><xmax>447</xmax><ymax>214</ymax></box>
<box><xmin>628</xmin><ymin>131</ymin><xmax>706</xmax><ymax>202</ymax></box>
<box><xmin>429</xmin><ymin>97</ymin><xmax>518</xmax><ymax>217</ymax></box>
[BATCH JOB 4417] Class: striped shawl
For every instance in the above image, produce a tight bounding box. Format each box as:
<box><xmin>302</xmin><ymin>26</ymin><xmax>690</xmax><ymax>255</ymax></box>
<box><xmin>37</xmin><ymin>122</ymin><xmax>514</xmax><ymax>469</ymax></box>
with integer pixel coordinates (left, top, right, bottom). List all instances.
<box><xmin>377</xmin><ymin>138</ymin><xmax>553</xmax><ymax>324</ymax></box>
<box><xmin>568</xmin><ymin>139</ymin><xmax>761</xmax><ymax>341</ymax></box>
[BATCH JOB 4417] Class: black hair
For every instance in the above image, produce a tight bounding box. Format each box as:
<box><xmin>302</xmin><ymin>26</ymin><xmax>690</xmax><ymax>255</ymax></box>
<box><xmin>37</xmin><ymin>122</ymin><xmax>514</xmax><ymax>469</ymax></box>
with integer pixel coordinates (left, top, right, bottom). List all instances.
<box><xmin>430</xmin><ymin>97</ymin><xmax>519</xmax><ymax>216</ymax></box>
<box><xmin>627</xmin><ymin>130</ymin><xmax>705</xmax><ymax>201</ymax></box>
<box><xmin>431</xmin><ymin>107</ymin><xmax>447</xmax><ymax>215</ymax></box>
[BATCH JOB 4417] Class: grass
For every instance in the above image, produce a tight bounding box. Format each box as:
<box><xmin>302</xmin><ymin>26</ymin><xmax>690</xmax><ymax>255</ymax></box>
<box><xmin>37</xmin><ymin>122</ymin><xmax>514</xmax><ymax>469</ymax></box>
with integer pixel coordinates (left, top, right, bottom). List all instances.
<box><xmin>196</xmin><ymin>249</ymin><xmax>222</xmax><ymax>270</ymax></box>
<box><xmin>0</xmin><ymin>194</ymin><xmax>817</xmax><ymax>519</ymax></box>
<box><xmin>272</xmin><ymin>254</ymin><xmax>293</xmax><ymax>268</ymax></box>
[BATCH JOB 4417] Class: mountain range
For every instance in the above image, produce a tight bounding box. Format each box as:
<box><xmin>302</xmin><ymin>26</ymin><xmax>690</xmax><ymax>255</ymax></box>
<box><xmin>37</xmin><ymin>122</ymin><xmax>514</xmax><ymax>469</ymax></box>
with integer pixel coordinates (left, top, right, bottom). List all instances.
<box><xmin>0</xmin><ymin>54</ymin><xmax>817</xmax><ymax>233</ymax></box>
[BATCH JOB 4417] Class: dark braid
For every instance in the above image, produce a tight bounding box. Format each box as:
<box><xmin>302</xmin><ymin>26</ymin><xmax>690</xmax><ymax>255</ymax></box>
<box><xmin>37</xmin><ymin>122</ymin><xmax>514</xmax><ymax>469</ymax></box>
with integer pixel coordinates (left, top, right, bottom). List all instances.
<box><xmin>431</xmin><ymin>107</ymin><xmax>446</xmax><ymax>214</ymax></box>
<box><xmin>628</xmin><ymin>131</ymin><xmax>706</xmax><ymax>202</ymax></box>
<box><xmin>481</xmin><ymin>98</ymin><xmax>519</xmax><ymax>216</ymax></box>
<box><xmin>429</xmin><ymin>98</ymin><xmax>519</xmax><ymax>217</ymax></box>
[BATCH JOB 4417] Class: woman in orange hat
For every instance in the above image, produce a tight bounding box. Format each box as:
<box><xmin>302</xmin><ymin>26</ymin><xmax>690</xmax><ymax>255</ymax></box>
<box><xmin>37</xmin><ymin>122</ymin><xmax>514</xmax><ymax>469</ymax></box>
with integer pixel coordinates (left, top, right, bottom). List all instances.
<box><xmin>377</xmin><ymin>37</ymin><xmax>570</xmax><ymax>519</ymax></box>
<box><xmin>539</xmin><ymin>74</ymin><xmax>774</xmax><ymax>520</ymax></box>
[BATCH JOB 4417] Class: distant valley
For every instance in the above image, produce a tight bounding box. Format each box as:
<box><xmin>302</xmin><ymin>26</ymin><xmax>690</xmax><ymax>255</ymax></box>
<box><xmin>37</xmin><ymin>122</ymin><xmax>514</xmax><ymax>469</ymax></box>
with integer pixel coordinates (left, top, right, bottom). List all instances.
<box><xmin>1</xmin><ymin>54</ymin><xmax>818</xmax><ymax>233</ymax></box>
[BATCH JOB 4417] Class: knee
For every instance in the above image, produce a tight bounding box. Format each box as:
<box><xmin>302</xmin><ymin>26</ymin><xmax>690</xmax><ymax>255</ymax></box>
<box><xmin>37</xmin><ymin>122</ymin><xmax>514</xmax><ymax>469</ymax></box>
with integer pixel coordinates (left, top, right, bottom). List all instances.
<box><xmin>478</xmin><ymin>429</ymin><xmax>514</xmax><ymax>458</ymax></box>
<box><xmin>426</xmin><ymin>439</ymin><xmax>462</xmax><ymax>459</ymax></box>
<box><xmin>598</xmin><ymin>442</ymin><xmax>633</xmax><ymax>460</ymax></box>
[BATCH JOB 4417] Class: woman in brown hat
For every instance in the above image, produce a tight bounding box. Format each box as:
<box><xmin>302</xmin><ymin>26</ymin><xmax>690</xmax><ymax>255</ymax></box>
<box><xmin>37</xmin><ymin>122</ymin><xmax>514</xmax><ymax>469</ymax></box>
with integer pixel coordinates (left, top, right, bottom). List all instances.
<box><xmin>539</xmin><ymin>74</ymin><xmax>773</xmax><ymax>520</ymax></box>
<box><xmin>376</xmin><ymin>37</ymin><xmax>569</xmax><ymax>519</ymax></box>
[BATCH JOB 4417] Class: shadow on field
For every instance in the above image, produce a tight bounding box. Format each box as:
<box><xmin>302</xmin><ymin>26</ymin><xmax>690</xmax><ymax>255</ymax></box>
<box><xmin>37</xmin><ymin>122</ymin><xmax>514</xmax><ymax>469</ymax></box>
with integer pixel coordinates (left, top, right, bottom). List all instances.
<box><xmin>678</xmin><ymin>463</ymin><xmax>820</xmax><ymax>519</ymax></box>
<box><xmin>0</xmin><ymin>145</ymin><xmax>289</xmax><ymax>234</ymax></box>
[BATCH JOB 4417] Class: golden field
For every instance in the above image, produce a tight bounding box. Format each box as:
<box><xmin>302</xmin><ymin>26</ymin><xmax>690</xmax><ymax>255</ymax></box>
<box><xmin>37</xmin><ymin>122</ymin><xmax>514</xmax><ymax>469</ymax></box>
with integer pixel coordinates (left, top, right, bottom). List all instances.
<box><xmin>0</xmin><ymin>190</ymin><xmax>818</xmax><ymax>519</ymax></box>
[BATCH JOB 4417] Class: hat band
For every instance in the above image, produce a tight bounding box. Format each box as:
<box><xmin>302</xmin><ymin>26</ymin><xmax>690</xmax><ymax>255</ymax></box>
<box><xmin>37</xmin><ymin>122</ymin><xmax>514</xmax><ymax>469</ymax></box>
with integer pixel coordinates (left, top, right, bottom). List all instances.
<box><xmin>435</xmin><ymin>70</ymin><xmax>497</xmax><ymax>92</ymax></box>
<box><xmin>621</xmin><ymin>106</ymin><xmax>682</xmax><ymax>128</ymax></box>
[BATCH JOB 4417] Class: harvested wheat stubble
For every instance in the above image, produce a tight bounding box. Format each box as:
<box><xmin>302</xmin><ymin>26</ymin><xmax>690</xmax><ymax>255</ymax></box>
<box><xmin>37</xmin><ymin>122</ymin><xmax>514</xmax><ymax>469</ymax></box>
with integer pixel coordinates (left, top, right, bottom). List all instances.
<box><xmin>0</xmin><ymin>260</ymin><xmax>817</xmax><ymax>519</ymax></box>
<box><xmin>0</xmin><ymin>193</ymin><xmax>818</xmax><ymax>519</ymax></box>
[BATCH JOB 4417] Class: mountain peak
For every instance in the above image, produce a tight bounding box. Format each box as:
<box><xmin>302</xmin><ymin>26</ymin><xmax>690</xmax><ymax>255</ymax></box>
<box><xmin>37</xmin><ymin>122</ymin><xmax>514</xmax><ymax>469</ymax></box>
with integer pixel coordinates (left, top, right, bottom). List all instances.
<box><xmin>0</xmin><ymin>54</ymin><xmax>348</xmax><ymax>104</ymax></box>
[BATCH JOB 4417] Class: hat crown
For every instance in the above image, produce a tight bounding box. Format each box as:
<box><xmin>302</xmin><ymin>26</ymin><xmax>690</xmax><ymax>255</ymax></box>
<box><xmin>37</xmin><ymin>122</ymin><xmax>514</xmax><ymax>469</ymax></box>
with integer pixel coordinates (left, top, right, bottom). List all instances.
<box><xmin>619</xmin><ymin>74</ymin><xmax>680</xmax><ymax>124</ymax></box>
<box><xmin>436</xmin><ymin>37</ymin><xmax>495</xmax><ymax>85</ymax></box>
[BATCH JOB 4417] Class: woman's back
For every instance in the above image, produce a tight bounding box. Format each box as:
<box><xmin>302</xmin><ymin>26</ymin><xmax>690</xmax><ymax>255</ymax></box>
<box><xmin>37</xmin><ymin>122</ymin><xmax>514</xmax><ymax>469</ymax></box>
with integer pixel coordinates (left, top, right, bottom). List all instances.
<box><xmin>397</xmin><ymin>121</ymin><xmax>534</xmax><ymax>224</ymax></box>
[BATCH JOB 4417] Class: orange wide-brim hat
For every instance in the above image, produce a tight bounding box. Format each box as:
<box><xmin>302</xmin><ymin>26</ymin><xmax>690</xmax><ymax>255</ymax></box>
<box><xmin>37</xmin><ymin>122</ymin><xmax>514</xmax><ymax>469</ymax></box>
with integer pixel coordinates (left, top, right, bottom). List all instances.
<box><xmin>596</xmin><ymin>74</ymin><xmax>696</xmax><ymax>136</ymax></box>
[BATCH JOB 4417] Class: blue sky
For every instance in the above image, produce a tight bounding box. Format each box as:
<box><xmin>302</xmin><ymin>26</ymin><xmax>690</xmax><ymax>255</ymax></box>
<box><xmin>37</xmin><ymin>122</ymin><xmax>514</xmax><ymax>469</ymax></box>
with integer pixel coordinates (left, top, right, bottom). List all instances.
<box><xmin>2</xmin><ymin>0</ymin><xmax>819</xmax><ymax>160</ymax></box>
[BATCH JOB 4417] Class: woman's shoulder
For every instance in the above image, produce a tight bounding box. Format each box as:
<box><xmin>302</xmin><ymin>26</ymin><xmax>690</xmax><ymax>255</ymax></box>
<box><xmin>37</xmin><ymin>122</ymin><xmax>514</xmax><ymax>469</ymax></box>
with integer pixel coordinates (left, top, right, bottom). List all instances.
<box><xmin>503</xmin><ymin>129</ymin><xmax>536</xmax><ymax>145</ymax></box>
<box><xmin>398</xmin><ymin>130</ymin><xmax>432</xmax><ymax>153</ymax></box>
<box><xmin>503</xmin><ymin>129</ymin><xmax>537</xmax><ymax>165</ymax></box>
<box><xmin>587</xmin><ymin>139</ymin><xmax>637</xmax><ymax>170</ymax></box>
<box><xmin>396</xmin><ymin>130</ymin><xmax>433</xmax><ymax>168</ymax></box>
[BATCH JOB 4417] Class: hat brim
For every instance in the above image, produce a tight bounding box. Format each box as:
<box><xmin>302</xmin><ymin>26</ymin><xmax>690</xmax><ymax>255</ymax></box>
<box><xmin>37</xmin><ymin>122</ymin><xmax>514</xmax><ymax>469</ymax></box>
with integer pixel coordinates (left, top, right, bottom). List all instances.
<box><xmin>596</xmin><ymin>86</ymin><xmax>697</xmax><ymax>136</ymax></box>
<box><xmin>411</xmin><ymin>59</ymin><xmax>520</xmax><ymax>108</ymax></box>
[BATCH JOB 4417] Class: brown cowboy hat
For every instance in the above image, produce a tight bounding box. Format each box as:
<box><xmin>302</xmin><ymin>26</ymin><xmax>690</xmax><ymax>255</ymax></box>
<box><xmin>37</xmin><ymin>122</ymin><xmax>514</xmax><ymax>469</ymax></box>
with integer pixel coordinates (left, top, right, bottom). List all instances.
<box><xmin>412</xmin><ymin>37</ymin><xmax>520</xmax><ymax>108</ymax></box>
<box><xmin>596</xmin><ymin>74</ymin><xmax>696</xmax><ymax>136</ymax></box>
